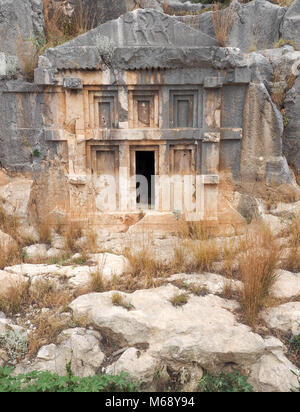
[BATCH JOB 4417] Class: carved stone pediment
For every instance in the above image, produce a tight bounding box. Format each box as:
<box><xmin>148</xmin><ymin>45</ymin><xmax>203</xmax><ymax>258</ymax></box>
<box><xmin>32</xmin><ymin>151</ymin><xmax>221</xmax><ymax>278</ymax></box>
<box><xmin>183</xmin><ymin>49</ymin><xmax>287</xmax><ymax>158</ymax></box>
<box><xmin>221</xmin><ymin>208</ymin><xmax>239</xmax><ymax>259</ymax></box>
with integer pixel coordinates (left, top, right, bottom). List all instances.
<box><xmin>50</xmin><ymin>9</ymin><xmax>217</xmax><ymax>49</ymax></box>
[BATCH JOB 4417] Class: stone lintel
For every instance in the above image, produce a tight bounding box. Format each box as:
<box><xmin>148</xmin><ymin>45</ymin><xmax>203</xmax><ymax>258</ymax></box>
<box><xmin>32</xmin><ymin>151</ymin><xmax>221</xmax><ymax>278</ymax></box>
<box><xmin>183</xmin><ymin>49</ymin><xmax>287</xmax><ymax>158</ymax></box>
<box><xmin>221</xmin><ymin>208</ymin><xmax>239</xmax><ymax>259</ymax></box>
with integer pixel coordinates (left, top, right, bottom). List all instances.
<box><xmin>204</xmin><ymin>77</ymin><xmax>224</xmax><ymax>89</ymax></box>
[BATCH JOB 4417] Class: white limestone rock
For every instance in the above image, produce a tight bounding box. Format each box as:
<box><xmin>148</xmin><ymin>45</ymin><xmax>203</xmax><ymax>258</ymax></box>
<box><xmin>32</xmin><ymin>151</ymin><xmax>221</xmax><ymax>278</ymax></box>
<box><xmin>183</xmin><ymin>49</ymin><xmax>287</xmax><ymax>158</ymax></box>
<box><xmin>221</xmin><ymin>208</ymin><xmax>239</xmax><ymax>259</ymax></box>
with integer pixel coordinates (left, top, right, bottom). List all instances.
<box><xmin>0</xmin><ymin>229</ymin><xmax>17</xmax><ymax>253</ymax></box>
<box><xmin>16</xmin><ymin>328</ymin><xmax>105</xmax><ymax>377</ymax></box>
<box><xmin>249</xmin><ymin>349</ymin><xmax>299</xmax><ymax>392</ymax></box>
<box><xmin>271</xmin><ymin>269</ymin><xmax>300</xmax><ymax>299</ymax></box>
<box><xmin>0</xmin><ymin>270</ymin><xmax>26</xmax><ymax>298</ymax></box>
<box><xmin>262</xmin><ymin>302</ymin><xmax>300</xmax><ymax>336</ymax></box>
<box><xmin>89</xmin><ymin>253</ymin><xmax>131</xmax><ymax>280</ymax></box>
<box><xmin>167</xmin><ymin>272</ymin><xmax>243</xmax><ymax>295</ymax></box>
<box><xmin>23</xmin><ymin>244</ymin><xmax>48</xmax><ymax>260</ymax></box>
<box><xmin>0</xmin><ymin>179</ymin><xmax>33</xmax><ymax>220</ymax></box>
<box><xmin>105</xmin><ymin>347</ymin><xmax>160</xmax><ymax>386</ymax></box>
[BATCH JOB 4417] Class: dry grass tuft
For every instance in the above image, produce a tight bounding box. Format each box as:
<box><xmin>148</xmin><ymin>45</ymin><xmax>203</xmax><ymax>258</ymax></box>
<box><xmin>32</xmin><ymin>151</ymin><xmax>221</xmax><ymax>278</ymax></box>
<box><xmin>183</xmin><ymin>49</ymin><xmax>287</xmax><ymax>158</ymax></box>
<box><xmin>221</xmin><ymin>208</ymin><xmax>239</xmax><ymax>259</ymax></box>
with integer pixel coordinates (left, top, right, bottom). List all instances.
<box><xmin>88</xmin><ymin>269</ymin><xmax>105</xmax><ymax>293</ymax></box>
<box><xmin>211</xmin><ymin>3</ymin><xmax>235</xmax><ymax>47</ymax></box>
<box><xmin>188</xmin><ymin>284</ymin><xmax>209</xmax><ymax>297</ymax></box>
<box><xmin>125</xmin><ymin>248</ymin><xmax>170</xmax><ymax>288</ymax></box>
<box><xmin>0</xmin><ymin>243</ymin><xmax>22</xmax><ymax>270</ymax></box>
<box><xmin>177</xmin><ymin>218</ymin><xmax>212</xmax><ymax>241</ymax></box>
<box><xmin>221</xmin><ymin>279</ymin><xmax>236</xmax><ymax>300</ymax></box>
<box><xmin>190</xmin><ymin>239</ymin><xmax>220</xmax><ymax>273</ymax></box>
<box><xmin>237</xmin><ymin>224</ymin><xmax>281</xmax><ymax>327</ymax></box>
<box><xmin>64</xmin><ymin>220</ymin><xmax>83</xmax><ymax>254</ymax></box>
<box><xmin>37</xmin><ymin>215</ymin><xmax>52</xmax><ymax>244</ymax></box>
<box><xmin>282</xmin><ymin>212</ymin><xmax>300</xmax><ymax>272</ymax></box>
<box><xmin>29</xmin><ymin>279</ymin><xmax>72</xmax><ymax>310</ymax></box>
<box><xmin>0</xmin><ymin>278</ymin><xmax>73</xmax><ymax>316</ymax></box>
<box><xmin>271</xmin><ymin>63</ymin><xmax>296</xmax><ymax>110</ymax></box>
<box><xmin>27</xmin><ymin>313</ymin><xmax>67</xmax><ymax>357</ymax></box>
<box><xmin>0</xmin><ymin>281</ymin><xmax>30</xmax><ymax>315</ymax></box>
<box><xmin>0</xmin><ymin>205</ymin><xmax>20</xmax><ymax>240</ymax></box>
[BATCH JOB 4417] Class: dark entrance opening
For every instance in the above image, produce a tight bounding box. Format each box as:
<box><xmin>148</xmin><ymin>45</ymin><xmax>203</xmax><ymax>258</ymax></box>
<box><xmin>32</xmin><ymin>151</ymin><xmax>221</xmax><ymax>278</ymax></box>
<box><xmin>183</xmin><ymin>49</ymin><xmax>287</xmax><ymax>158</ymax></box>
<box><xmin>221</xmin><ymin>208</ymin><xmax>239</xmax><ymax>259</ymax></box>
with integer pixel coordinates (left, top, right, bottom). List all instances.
<box><xmin>135</xmin><ymin>151</ymin><xmax>155</xmax><ymax>208</ymax></box>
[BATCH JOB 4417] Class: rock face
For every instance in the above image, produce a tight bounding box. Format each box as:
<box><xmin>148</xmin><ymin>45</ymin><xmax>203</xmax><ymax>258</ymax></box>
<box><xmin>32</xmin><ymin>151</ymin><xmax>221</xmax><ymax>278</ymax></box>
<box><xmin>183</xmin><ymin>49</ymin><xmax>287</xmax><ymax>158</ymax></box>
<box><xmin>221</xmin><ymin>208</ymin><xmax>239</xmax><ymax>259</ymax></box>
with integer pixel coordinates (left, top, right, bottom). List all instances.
<box><xmin>57</xmin><ymin>0</ymin><xmax>163</xmax><ymax>28</ymax></box>
<box><xmin>176</xmin><ymin>0</ymin><xmax>286</xmax><ymax>52</ymax></box>
<box><xmin>16</xmin><ymin>328</ymin><xmax>105</xmax><ymax>377</ymax></box>
<box><xmin>70</xmin><ymin>285</ymin><xmax>299</xmax><ymax>392</ymax></box>
<box><xmin>241</xmin><ymin>81</ymin><xmax>299</xmax><ymax>197</ymax></box>
<box><xmin>0</xmin><ymin>0</ymin><xmax>44</xmax><ymax>56</ymax></box>
<box><xmin>283</xmin><ymin>75</ymin><xmax>300</xmax><ymax>183</ymax></box>
<box><xmin>281</xmin><ymin>0</ymin><xmax>300</xmax><ymax>49</ymax></box>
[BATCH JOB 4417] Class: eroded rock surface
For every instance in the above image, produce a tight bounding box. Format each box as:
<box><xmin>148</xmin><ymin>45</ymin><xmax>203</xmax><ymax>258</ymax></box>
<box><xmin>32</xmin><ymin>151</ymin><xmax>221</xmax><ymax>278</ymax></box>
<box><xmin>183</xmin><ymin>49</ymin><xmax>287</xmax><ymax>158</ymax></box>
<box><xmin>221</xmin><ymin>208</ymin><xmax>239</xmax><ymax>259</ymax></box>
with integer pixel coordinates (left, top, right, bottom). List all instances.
<box><xmin>70</xmin><ymin>284</ymin><xmax>299</xmax><ymax>392</ymax></box>
<box><xmin>16</xmin><ymin>328</ymin><xmax>105</xmax><ymax>377</ymax></box>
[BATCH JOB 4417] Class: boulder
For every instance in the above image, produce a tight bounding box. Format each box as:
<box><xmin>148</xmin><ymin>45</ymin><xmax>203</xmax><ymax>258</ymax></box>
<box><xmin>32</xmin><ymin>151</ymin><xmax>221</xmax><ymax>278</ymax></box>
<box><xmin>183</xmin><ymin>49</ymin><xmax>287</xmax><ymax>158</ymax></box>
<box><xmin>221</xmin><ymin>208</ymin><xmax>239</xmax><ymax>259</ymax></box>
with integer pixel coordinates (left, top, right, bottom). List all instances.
<box><xmin>0</xmin><ymin>270</ymin><xmax>26</xmax><ymax>298</ymax></box>
<box><xmin>16</xmin><ymin>328</ymin><xmax>105</xmax><ymax>377</ymax></box>
<box><xmin>0</xmin><ymin>178</ymin><xmax>33</xmax><ymax>220</ymax></box>
<box><xmin>105</xmin><ymin>347</ymin><xmax>160</xmax><ymax>388</ymax></box>
<box><xmin>262</xmin><ymin>302</ymin><xmax>300</xmax><ymax>336</ymax></box>
<box><xmin>23</xmin><ymin>244</ymin><xmax>48</xmax><ymax>260</ymax></box>
<box><xmin>0</xmin><ymin>229</ymin><xmax>18</xmax><ymax>253</ymax></box>
<box><xmin>271</xmin><ymin>269</ymin><xmax>300</xmax><ymax>299</ymax></box>
<box><xmin>46</xmin><ymin>247</ymin><xmax>63</xmax><ymax>259</ymax></box>
<box><xmin>0</xmin><ymin>318</ymin><xmax>27</xmax><ymax>337</ymax></box>
<box><xmin>89</xmin><ymin>253</ymin><xmax>131</xmax><ymax>280</ymax></box>
<box><xmin>249</xmin><ymin>348</ymin><xmax>299</xmax><ymax>392</ymax></box>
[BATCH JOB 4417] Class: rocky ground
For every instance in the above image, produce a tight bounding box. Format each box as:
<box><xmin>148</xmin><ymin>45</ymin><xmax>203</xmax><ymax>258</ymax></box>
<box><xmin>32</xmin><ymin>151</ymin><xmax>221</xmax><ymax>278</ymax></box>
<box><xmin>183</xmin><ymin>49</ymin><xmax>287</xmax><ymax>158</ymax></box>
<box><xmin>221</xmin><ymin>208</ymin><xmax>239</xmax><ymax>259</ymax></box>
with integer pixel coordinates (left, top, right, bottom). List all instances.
<box><xmin>0</xmin><ymin>198</ymin><xmax>300</xmax><ymax>392</ymax></box>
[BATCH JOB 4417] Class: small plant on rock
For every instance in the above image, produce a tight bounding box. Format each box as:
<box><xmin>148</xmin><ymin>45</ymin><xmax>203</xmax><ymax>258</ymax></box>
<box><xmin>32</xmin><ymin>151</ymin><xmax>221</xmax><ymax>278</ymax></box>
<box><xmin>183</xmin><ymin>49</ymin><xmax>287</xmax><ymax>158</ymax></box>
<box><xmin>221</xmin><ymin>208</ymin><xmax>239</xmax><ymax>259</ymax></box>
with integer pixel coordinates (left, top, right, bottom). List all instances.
<box><xmin>198</xmin><ymin>371</ymin><xmax>254</xmax><ymax>392</ymax></box>
<box><xmin>169</xmin><ymin>292</ymin><xmax>189</xmax><ymax>307</ymax></box>
<box><xmin>111</xmin><ymin>293</ymin><xmax>134</xmax><ymax>311</ymax></box>
<box><xmin>0</xmin><ymin>365</ymin><xmax>139</xmax><ymax>392</ymax></box>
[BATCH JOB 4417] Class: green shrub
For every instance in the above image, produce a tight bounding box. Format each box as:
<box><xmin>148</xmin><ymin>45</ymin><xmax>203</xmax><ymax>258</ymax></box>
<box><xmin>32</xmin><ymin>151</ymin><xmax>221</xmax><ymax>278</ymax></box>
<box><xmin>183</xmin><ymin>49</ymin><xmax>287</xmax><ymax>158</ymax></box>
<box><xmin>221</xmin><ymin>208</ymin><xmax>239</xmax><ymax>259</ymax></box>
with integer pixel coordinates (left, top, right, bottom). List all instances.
<box><xmin>0</xmin><ymin>364</ymin><xmax>139</xmax><ymax>393</ymax></box>
<box><xmin>198</xmin><ymin>372</ymin><xmax>254</xmax><ymax>392</ymax></box>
